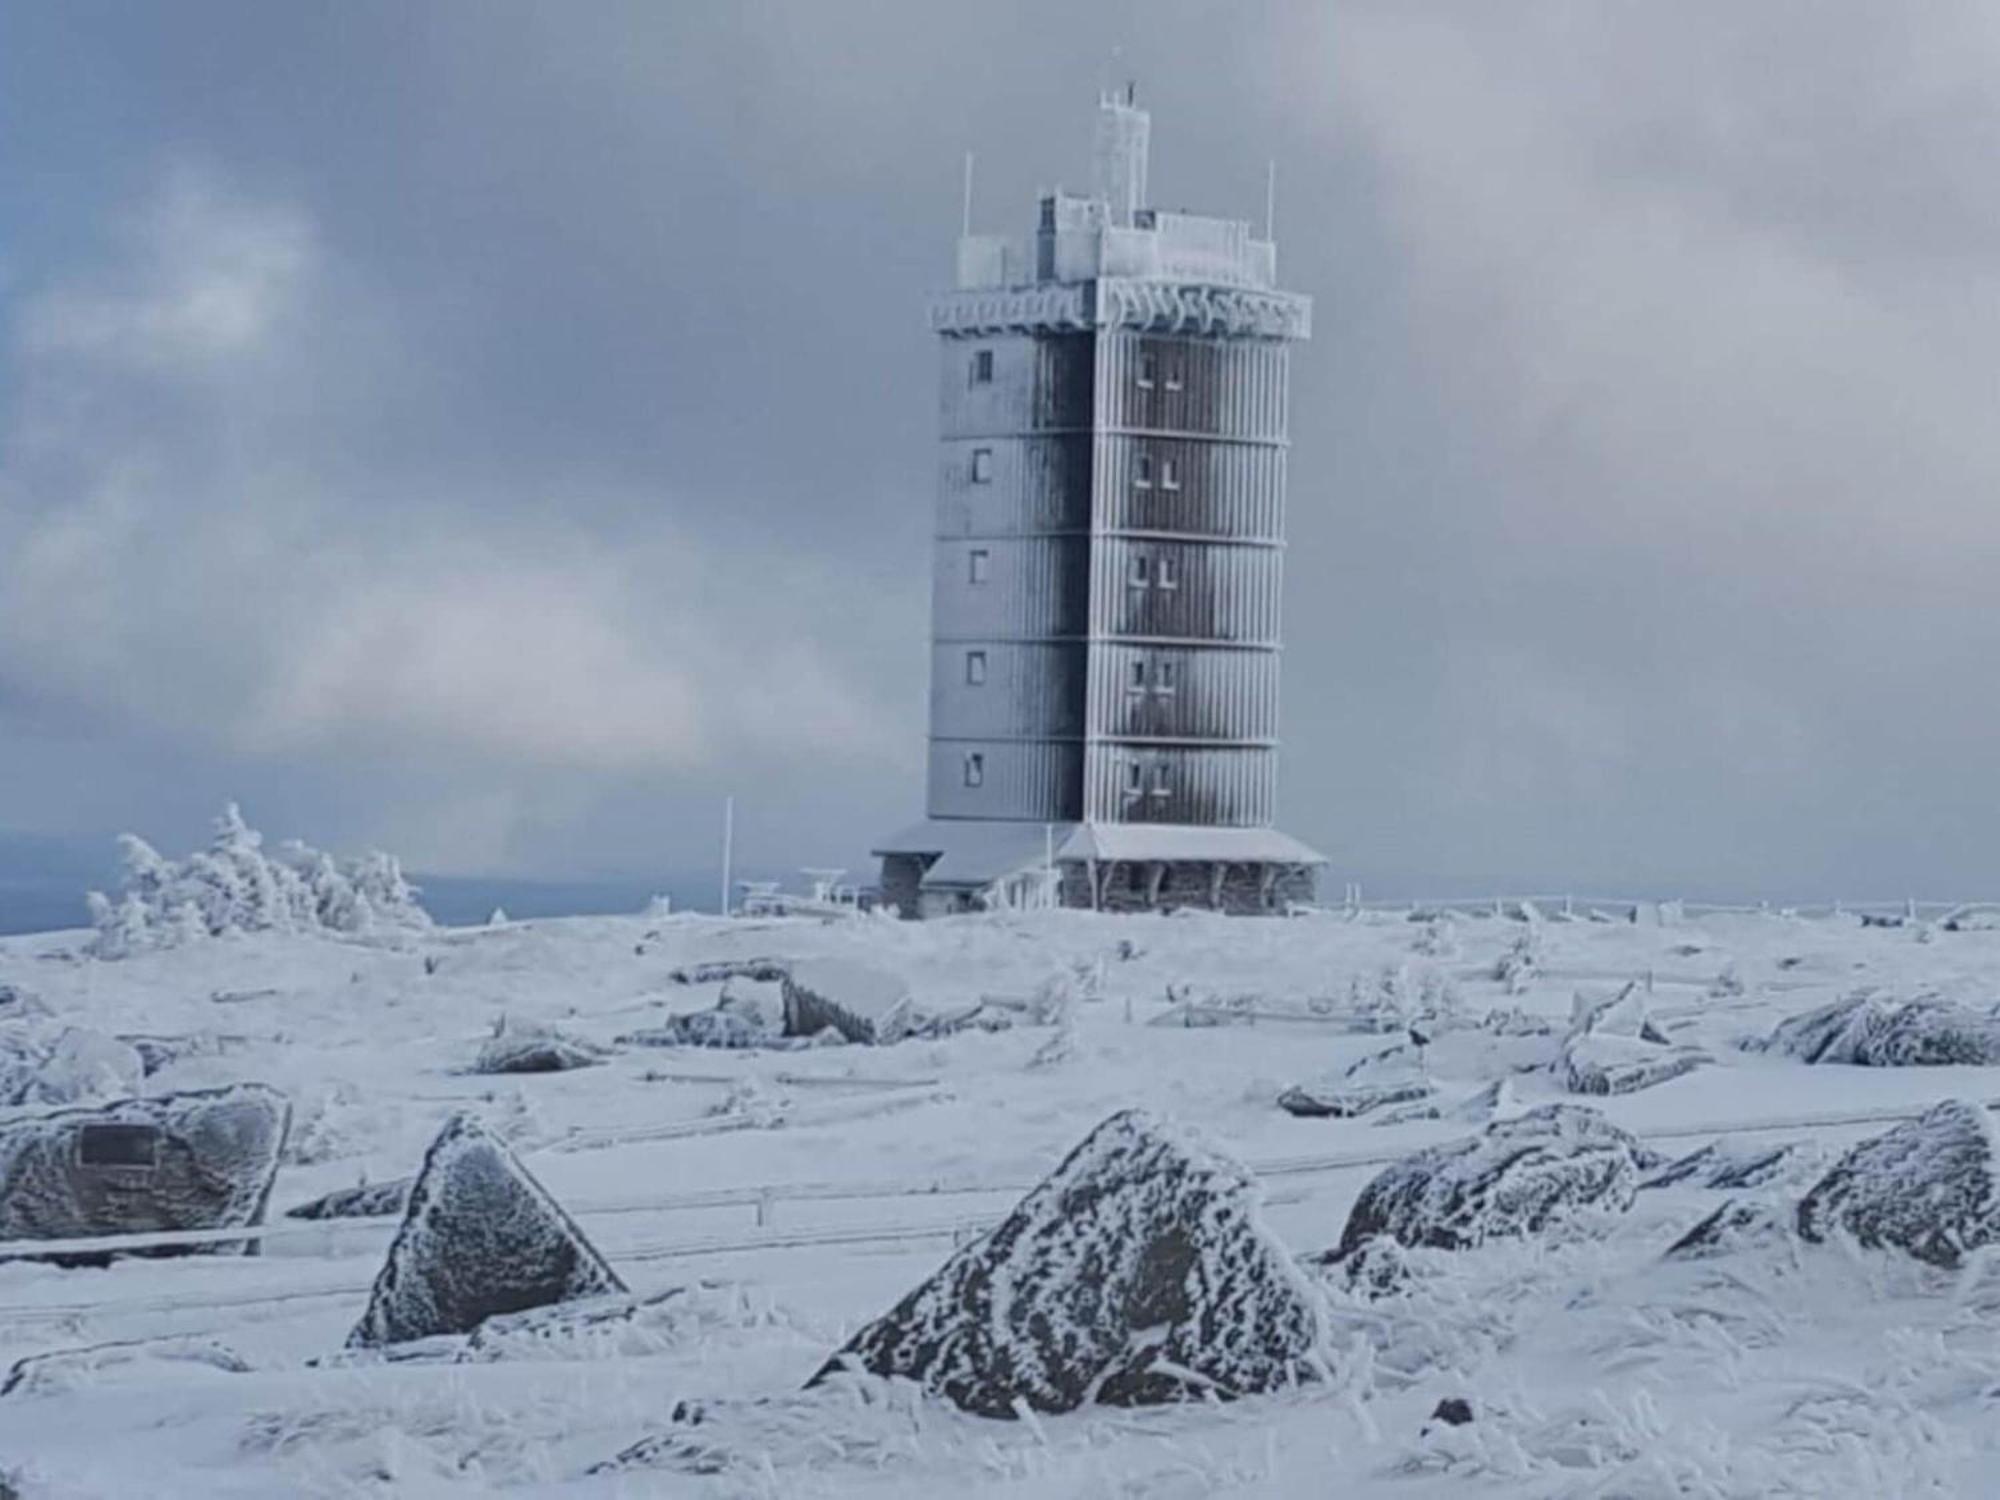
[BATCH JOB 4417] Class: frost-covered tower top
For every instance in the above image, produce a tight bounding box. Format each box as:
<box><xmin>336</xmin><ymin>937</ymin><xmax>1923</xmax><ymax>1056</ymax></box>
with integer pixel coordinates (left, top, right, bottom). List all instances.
<box><xmin>876</xmin><ymin>91</ymin><xmax>1326</xmax><ymax>917</ymax></box>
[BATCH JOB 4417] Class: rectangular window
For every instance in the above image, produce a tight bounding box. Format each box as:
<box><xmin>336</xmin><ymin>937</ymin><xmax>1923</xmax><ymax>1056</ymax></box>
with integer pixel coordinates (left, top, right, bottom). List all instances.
<box><xmin>1151</xmin><ymin>762</ymin><xmax>1171</xmax><ymax>798</ymax></box>
<box><xmin>968</xmin><ymin>547</ymin><xmax>990</xmax><ymax>584</ymax></box>
<box><xmin>1134</xmin><ymin>452</ymin><xmax>1153</xmax><ymax>490</ymax></box>
<box><xmin>1123</xmin><ymin>760</ymin><xmax>1143</xmax><ymax>796</ymax></box>
<box><xmin>1165</xmin><ymin>363</ymin><xmax>1184</xmax><ymax>391</ymax></box>
<box><xmin>1157</xmin><ymin>553</ymin><xmax>1179</xmax><ymax>590</ymax></box>
<box><xmin>1138</xmin><ymin>351</ymin><xmax>1158</xmax><ymax>389</ymax></box>
<box><xmin>970</xmin><ymin>448</ymin><xmax>993</xmax><ymax>484</ymax></box>
<box><xmin>964</xmin><ymin>752</ymin><xmax>985</xmax><ymax>788</ymax></box>
<box><xmin>970</xmin><ymin>348</ymin><xmax>994</xmax><ymax>386</ymax></box>
<box><xmin>1160</xmin><ymin>456</ymin><xmax>1180</xmax><ymax>491</ymax></box>
<box><xmin>1127</xmin><ymin>658</ymin><xmax>1146</xmax><ymax>693</ymax></box>
<box><xmin>1127</xmin><ymin>552</ymin><xmax>1149</xmax><ymax>587</ymax></box>
<box><xmin>1155</xmin><ymin>657</ymin><xmax>1178</xmax><ymax>695</ymax></box>
<box><xmin>965</xmin><ymin>650</ymin><xmax>987</xmax><ymax>686</ymax></box>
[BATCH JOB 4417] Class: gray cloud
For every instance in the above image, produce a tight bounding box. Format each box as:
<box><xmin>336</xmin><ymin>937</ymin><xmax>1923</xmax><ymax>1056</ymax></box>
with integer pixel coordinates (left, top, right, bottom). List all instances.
<box><xmin>3</xmin><ymin>1</ymin><xmax>2000</xmax><ymax>896</ymax></box>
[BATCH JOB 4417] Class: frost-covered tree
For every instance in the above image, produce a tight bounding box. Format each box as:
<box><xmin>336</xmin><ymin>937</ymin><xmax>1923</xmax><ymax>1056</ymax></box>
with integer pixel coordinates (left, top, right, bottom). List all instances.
<box><xmin>85</xmin><ymin>803</ymin><xmax>431</xmax><ymax>957</ymax></box>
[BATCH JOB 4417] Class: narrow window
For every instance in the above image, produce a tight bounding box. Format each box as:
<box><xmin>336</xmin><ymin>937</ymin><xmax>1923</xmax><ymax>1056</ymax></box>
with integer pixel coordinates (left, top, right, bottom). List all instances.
<box><xmin>1156</xmin><ymin>658</ymin><xmax>1178</xmax><ymax>695</ymax></box>
<box><xmin>970</xmin><ymin>348</ymin><xmax>994</xmax><ymax>386</ymax></box>
<box><xmin>1151</xmin><ymin>762</ymin><xmax>1171</xmax><ymax>798</ymax></box>
<box><xmin>1134</xmin><ymin>451</ymin><xmax>1153</xmax><ymax>490</ymax></box>
<box><xmin>1164</xmin><ymin>362</ymin><xmax>1184</xmax><ymax>392</ymax></box>
<box><xmin>1127</xmin><ymin>552</ymin><xmax>1149</xmax><ymax>587</ymax></box>
<box><xmin>964</xmin><ymin>752</ymin><xmax>985</xmax><ymax>788</ymax></box>
<box><xmin>970</xmin><ymin>447</ymin><xmax>993</xmax><ymax>484</ymax></box>
<box><xmin>968</xmin><ymin>547</ymin><xmax>990</xmax><ymax>584</ymax></box>
<box><xmin>965</xmin><ymin>650</ymin><xmax>987</xmax><ymax>686</ymax></box>
<box><xmin>1157</xmin><ymin>553</ymin><xmax>1179</xmax><ymax>590</ymax></box>
<box><xmin>1138</xmin><ymin>351</ymin><xmax>1158</xmax><ymax>389</ymax></box>
<box><xmin>1127</xmin><ymin>658</ymin><xmax>1146</xmax><ymax>693</ymax></box>
<box><xmin>1123</xmin><ymin>760</ymin><xmax>1143</xmax><ymax>797</ymax></box>
<box><xmin>1160</xmin><ymin>456</ymin><xmax>1180</xmax><ymax>491</ymax></box>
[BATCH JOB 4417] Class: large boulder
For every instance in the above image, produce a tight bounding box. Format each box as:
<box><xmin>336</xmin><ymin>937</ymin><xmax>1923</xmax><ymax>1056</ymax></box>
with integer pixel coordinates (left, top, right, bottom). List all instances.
<box><xmin>1324</xmin><ymin>1104</ymin><xmax>1643</xmax><ymax>1262</ymax></box>
<box><xmin>286</xmin><ymin>1176</ymin><xmax>412</xmax><ymax>1221</ymax></box>
<box><xmin>811</xmin><ymin>1109</ymin><xmax>1327</xmax><ymax>1416</ymax></box>
<box><xmin>1279</xmin><ymin>1043</ymin><xmax>1436</xmax><ymax>1119</ymax></box>
<box><xmin>348</xmin><ymin>1114</ymin><xmax>625</xmax><ymax>1347</ymax></box>
<box><xmin>473</xmin><ymin>1019</ymin><xmax>607</xmax><ymax>1074</ymax></box>
<box><xmin>1794</xmin><ymin>1099</ymin><xmax>2000</xmax><ymax>1267</ymax></box>
<box><xmin>0</xmin><ymin>1084</ymin><xmax>290</xmax><ymax>1262</ymax></box>
<box><xmin>782</xmin><ymin>959</ymin><xmax>916</xmax><ymax>1045</ymax></box>
<box><xmin>1642</xmin><ymin>1138</ymin><xmax>1823</xmax><ymax>1192</ymax></box>
<box><xmin>0</xmin><ymin>1025</ymin><xmax>145</xmax><ymax>1108</ymax></box>
<box><xmin>1749</xmin><ymin>993</ymin><xmax>2000</xmax><ymax>1067</ymax></box>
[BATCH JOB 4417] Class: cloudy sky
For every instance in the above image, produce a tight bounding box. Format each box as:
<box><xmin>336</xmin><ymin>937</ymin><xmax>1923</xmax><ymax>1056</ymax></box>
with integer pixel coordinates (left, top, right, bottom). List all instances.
<box><xmin>3</xmin><ymin>1</ymin><xmax>1998</xmax><ymax>901</ymax></box>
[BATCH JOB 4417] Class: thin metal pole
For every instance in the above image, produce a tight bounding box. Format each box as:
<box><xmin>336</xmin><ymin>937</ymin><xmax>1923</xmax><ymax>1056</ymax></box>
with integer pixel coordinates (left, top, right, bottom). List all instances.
<box><xmin>1265</xmin><ymin>159</ymin><xmax>1277</xmax><ymax>241</ymax></box>
<box><xmin>720</xmin><ymin>796</ymin><xmax>734</xmax><ymax>916</ymax></box>
<box><xmin>962</xmin><ymin>152</ymin><xmax>975</xmax><ymax>237</ymax></box>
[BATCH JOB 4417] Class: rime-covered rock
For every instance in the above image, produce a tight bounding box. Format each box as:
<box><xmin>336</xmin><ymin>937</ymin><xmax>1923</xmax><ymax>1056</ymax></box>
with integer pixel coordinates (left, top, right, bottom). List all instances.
<box><xmin>1324</xmin><ymin>1104</ymin><xmax>1643</xmax><ymax>1262</ymax></box>
<box><xmin>1642</xmin><ymin>1139</ymin><xmax>1822</xmax><ymax>1192</ymax></box>
<box><xmin>348</xmin><ymin>1114</ymin><xmax>625</xmax><ymax>1346</ymax></box>
<box><xmin>0</xmin><ymin>1024</ymin><xmax>145</xmax><ymax>1108</ymax></box>
<box><xmin>286</xmin><ymin>1176</ymin><xmax>412</xmax><ymax>1221</ymax></box>
<box><xmin>718</xmin><ymin>977</ymin><xmax>787</xmax><ymax>1033</ymax></box>
<box><xmin>1664</xmin><ymin>1199</ymin><xmax>1794</xmax><ymax>1261</ymax></box>
<box><xmin>1750</xmin><ymin>993</ymin><xmax>2000</xmax><ymax>1067</ymax></box>
<box><xmin>1794</xmin><ymin>1099</ymin><xmax>2000</xmax><ymax>1267</ymax></box>
<box><xmin>1557</xmin><ymin>985</ymin><xmax>1704</xmax><ymax>1095</ymax></box>
<box><xmin>811</xmin><ymin>1108</ymin><xmax>1327</xmax><ymax>1416</ymax></box>
<box><xmin>1371</xmin><ymin>1077</ymin><xmax>1520</xmax><ymax>1128</ymax></box>
<box><xmin>1278</xmin><ymin>1077</ymin><xmax>1434</xmax><ymax>1119</ymax></box>
<box><xmin>0</xmin><ymin>1084</ymin><xmax>290</xmax><ymax>1261</ymax></box>
<box><xmin>473</xmin><ymin>1020</ymin><xmax>607</xmax><ymax>1074</ymax></box>
<box><xmin>782</xmin><ymin>959</ymin><xmax>916</xmax><ymax>1044</ymax></box>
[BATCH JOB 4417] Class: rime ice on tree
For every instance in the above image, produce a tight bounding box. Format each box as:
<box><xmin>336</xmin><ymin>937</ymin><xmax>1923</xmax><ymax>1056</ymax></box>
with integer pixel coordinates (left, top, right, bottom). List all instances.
<box><xmin>875</xmin><ymin>92</ymin><xmax>1326</xmax><ymax>916</ymax></box>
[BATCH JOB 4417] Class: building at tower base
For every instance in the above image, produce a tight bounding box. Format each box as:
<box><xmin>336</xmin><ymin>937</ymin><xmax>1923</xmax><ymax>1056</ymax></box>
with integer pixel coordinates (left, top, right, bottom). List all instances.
<box><xmin>876</xmin><ymin>92</ymin><xmax>1326</xmax><ymax>918</ymax></box>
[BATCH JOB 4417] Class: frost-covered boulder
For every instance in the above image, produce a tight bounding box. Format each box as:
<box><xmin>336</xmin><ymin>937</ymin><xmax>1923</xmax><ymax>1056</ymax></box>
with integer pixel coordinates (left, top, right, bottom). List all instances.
<box><xmin>1324</xmin><ymin>1104</ymin><xmax>1643</xmax><ymax>1262</ymax></box>
<box><xmin>1556</xmin><ymin>985</ymin><xmax>1705</xmax><ymax>1096</ymax></box>
<box><xmin>0</xmin><ymin>1084</ymin><xmax>290</xmax><ymax>1261</ymax></box>
<box><xmin>286</xmin><ymin>1177</ymin><xmax>412</xmax><ymax>1222</ymax></box>
<box><xmin>812</xmin><ymin>1109</ymin><xmax>1327</xmax><ymax>1416</ymax></box>
<box><xmin>718</xmin><ymin>977</ymin><xmax>787</xmax><ymax>1033</ymax></box>
<box><xmin>782</xmin><ymin>960</ymin><xmax>915</xmax><ymax>1045</ymax></box>
<box><xmin>1278</xmin><ymin>1077</ymin><xmax>1434</xmax><ymax>1119</ymax></box>
<box><xmin>1642</xmin><ymin>1139</ymin><xmax>1823</xmax><ymax>1192</ymax></box>
<box><xmin>1371</xmin><ymin>1077</ymin><xmax>1520</xmax><ymax>1129</ymax></box>
<box><xmin>0</xmin><ymin>1025</ymin><xmax>145</xmax><ymax>1108</ymax></box>
<box><xmin>1663</xmin><ymin>1199</ymin><xmax>1795</xmax><ymax>1261</ymax></box>
<box><xmin>1749</xmin><ymin>993</ymin><xmax>2000</xmax><ymax>1067</ymax></box>
<box><xmin>472</xmin><ymin>1019</ymin><xmax>607</xmax><ymax>1075</ymax></box>
<box><xmin>348</xmin><ymin>1114</ymin><xmax>625</xmax><ymax>1347</ymax></box>
<box><xmin>1793</xmin><ymin>1099</ymin><xmax>2000</xmax><ymax>1267</ymax></box>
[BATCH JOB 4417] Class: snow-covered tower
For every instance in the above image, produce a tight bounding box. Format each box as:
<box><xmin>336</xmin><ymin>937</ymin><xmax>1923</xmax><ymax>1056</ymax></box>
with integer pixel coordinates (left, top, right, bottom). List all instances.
<box><xmin>876</xmin><ymin>92</ymin><xmax>1326</xmax><ymax>916</ymax></box>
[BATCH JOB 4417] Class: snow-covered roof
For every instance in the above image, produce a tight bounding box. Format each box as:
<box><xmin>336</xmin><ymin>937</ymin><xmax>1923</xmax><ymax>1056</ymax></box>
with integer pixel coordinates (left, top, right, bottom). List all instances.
<box><xmin>872</xmin><ymin>819</ymin><xmax>1077</xmax><ymax>888</ymax></box>
<box><xmin>1057</xmin><ymin>823</ymin><xmax>1326</xmax><ymax>867</ymax></box>
<box><xmin>875</xmin><ymin>818</ymin><xmax>1325</xmax><ymax>888</ymax></box>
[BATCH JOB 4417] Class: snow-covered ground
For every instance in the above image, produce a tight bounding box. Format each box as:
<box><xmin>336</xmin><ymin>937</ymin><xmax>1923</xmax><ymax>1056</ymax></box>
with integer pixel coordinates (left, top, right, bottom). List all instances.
<box><xmin>4</xmin><ymin>904</ymin><xmax>2000</xmax><ymax>1496</ymax></box>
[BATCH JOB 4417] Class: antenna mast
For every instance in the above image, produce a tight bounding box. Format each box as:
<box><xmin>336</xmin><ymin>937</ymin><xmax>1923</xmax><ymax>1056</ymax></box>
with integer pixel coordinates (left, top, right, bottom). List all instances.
<box><xmin>1265</xmin><ymin>159</ymin><xmax>1277</xmax><ymax>241</ymax></box>
<box><xmin>961</xmin><ymin>151</ymin><xmax>975</xmax><ymax>237</ymax></box>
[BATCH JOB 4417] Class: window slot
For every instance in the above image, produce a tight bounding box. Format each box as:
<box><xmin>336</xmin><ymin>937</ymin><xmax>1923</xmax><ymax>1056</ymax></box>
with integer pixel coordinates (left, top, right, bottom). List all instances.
<box><xmin>1127</xmin><ymin>553</ymin><xmax>1150</xmax><ymax>587</ymax></box>
<box><xmin>970</xmin><ymin>448</ymin><xmax>993</xmax><ymax>484</ymax></box>
<box><xmin>968</xmin><ymin>548</ymin><xmax>990</xmax><ymax>584</ymax></box>
<box><xmin>1137</xmin><ymin>351</ymin><xmax>1157</xmax><ymax>389</ymax></box>
<box><xmin>965</xmin><ymin>650</ymin><xmax>987</xmax><ymax>686</ymax></box>
<box><xmin>970</xmin><ymin>348</ymin><xmax>994</xmax><ymax>386</ymax></box>
<box><xmin>1157</xmin><ymin>553</ymin><xmax>1179</xmax><ymax>590</ymax></box>
<box><xmin>963</xmin><ymin>752</ymin><xmax>985</xmax><ymax>788</ymax></box>
<box><xmin>1126</xmin><ymin>658</ymin><xmax>1146</xmax><ymax>693</ymax></box>
<box><xmin>1155</xmin><ymin>658</ymin><xmax>1178</xmax><ymax>695</ymax></box>
<box><xmin>1133</xmin><ymin>452</ymin><xmax>1153</xmax><ymax>490</ymax></box>
<box><xmin>1160</xmin><ymin>456</ymin><xmax>1180</xmax><ymax>491</ymax></box>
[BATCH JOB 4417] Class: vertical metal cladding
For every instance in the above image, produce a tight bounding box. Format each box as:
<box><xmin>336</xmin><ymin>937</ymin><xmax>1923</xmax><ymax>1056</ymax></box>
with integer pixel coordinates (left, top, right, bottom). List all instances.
<box><xmin>1095</xmin><ymin>332</ymin><xmax>1290</xmax><ymax>440</ymax></box>
<box><xmin>927</xmin><ymin>738</ymin><xmax>1081</xmax><ymax>822</ymax></box>
<box><xmin>1088</xmin><ymin>539</ymin><xmax>1283</xmax><ymax>642</ymax></box>
<box><xmin>1093</xmin><ymin>436</ymin><xmax>1285</xmax><ymax>539</ymax></box>
<box><xmin>927</xmin><ymin>330</ymin><xmax>1096</xmax><ymax>825</ymax></box>
<box><xmin>1083</xmin><ymin>745</ymin><xmax>1276</xmax><ymax>825</ymax></box>
<box><xmin>1088</xmin><ymin>644</ymin><xmax>1278</xmax><ymax>741</ymax></box>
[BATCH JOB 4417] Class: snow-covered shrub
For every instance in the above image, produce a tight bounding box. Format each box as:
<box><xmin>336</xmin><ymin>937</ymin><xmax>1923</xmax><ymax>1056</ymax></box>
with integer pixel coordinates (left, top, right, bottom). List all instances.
<box><xmin>85</xmin><ymin>804</ymin><xmax>431</xmax><ymax>958</ymax></box>
<box><xmin>1493</xmin><ymin>929</ymin><xmax>1542</xmax><ymax>994</ymax></box>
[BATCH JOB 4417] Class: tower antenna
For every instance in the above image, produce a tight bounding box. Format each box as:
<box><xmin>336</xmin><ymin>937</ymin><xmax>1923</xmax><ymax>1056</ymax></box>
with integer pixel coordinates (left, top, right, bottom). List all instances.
<box><xmin>961</xmin><ymin>151</ymin><xmax>975</xmax><ymax>237</ymax></box>
<box><xmin>1265</xmin><ymin>159</ymin><xmax>1277</xmax><ymax>241</ymax></box>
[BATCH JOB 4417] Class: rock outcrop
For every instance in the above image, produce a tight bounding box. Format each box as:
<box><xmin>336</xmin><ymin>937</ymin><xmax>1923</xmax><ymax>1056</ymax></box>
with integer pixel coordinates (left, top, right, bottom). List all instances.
<box><xmin>811</xmin><ymin>1109</ymin><xmax>1327</xmax><ymax>1416</ymax></box>
<box><xmin>1750</xmin><ymin>993</ymin><xmax>2000</xmax><ymax>1067</ymax></box>
<box><xmin>1794</xmin><ymin>1099</ymin><xmax>2000</xmax><ymax>1267</ymax></box>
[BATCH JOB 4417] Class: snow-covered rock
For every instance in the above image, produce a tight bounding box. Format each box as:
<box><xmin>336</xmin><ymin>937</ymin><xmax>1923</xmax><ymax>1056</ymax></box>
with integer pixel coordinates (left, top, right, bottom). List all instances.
<box><xmin>0</xmin><ymin>1084</ymin><xmax>290</xmax><ymax>1260</ymax></box>
<box><xmin>1557</xmin><ymin>984</ymin><xmax>1705</xmax><ymax>1095</ymax></box>
<box><xmin>782</xmin><ymin>959</ymin><xmax>916</xmax><ymax>1045</ymax></box>
<box><xmin>1663</xmin><ymin>1200</ymin><xmax>1796</xmax><ymax>1261</ymax></box>
<box><xmin>1324</xmin><ymin>1104</ymin><xmax>1644</xmax><ymax>1262</ymax></box>
<box><xmin>1642</xmin><ymin>1139</ymin><xmax>1823</xmax><ymax>1191</ymax></box>
<box><xmin>717</xmin><ymin>976</ymin><xmax>787</xmax><ymax>1033</ymax></box>
<box><xmin>1278</xmin><ymin>1076</ymin><xmax>1434</xmax><ymax>1119</ymax></box>
<box><xmin>811</xmin><ymin>1108</ymin><xmax>1328</xmax><ymax>1416</ymax></box>
<box><xmin>285</xmin><ymin>1177</ymin><xmax>412</xmax><ymax>1221</ymax></box>
<box><xmin>1748</xmin><ymin>992</ymin><xmax>2000</xmax><ymax>1066</ymax></box>
<box><xmin>1794</xmin><ymin>1099</ymin><xmax>2000</xmax><ymax>1267</ymax></box>
<box><xmin>348</xmin><ymin>1114</ymin><xmax>626</xmax><ymax>1347</ymax></box>
<box><xmin>0</xmin><ymin>1024</ymin><xmax>145</xmax><ymax>1108</ymax></box>
<box><xmin>472</xmin><ymin>1019</ymin><xmax>607</xmax><ymax>1074</ymax></box>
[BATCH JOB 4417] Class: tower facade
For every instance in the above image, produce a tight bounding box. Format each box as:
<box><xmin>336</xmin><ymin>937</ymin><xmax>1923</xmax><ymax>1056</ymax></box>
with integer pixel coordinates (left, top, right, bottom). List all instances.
<box><xmin>876</xmin><ymin>94</ymin><xmax>1325</xmax><ymax>916</ymax></box>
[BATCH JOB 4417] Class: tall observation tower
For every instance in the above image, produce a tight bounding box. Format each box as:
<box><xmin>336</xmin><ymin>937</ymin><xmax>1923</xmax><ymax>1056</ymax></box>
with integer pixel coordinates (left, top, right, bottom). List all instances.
<box><xmin>875</xmin><ymin>92</ymin><xmax>1326</xmax><ymax>916</ymax></box>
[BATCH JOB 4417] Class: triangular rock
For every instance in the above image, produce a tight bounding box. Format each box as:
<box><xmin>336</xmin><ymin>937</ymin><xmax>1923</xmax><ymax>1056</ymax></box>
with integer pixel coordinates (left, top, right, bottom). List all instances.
<box><xmin>811</xmin><ymin>1108</ymin><xmax>1326</xmax><ymax>1416</ymax></box>
<box><xmin>347</xmin><ymin>1114</ymin><xmax>625</xmax><ymax>1347</ymax></box>
<box><xmin>1795</xmin><ymin>1098</ymin><xmax>2000</xmax><ymax>1267</ymax></box>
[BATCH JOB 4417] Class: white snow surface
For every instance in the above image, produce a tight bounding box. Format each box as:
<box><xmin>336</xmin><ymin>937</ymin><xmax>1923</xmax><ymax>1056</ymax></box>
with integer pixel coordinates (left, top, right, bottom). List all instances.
<box><xmin>5</xmin><ymin>905</ymin><xmax>2000</xmax><ymax>1493</ymax></box>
